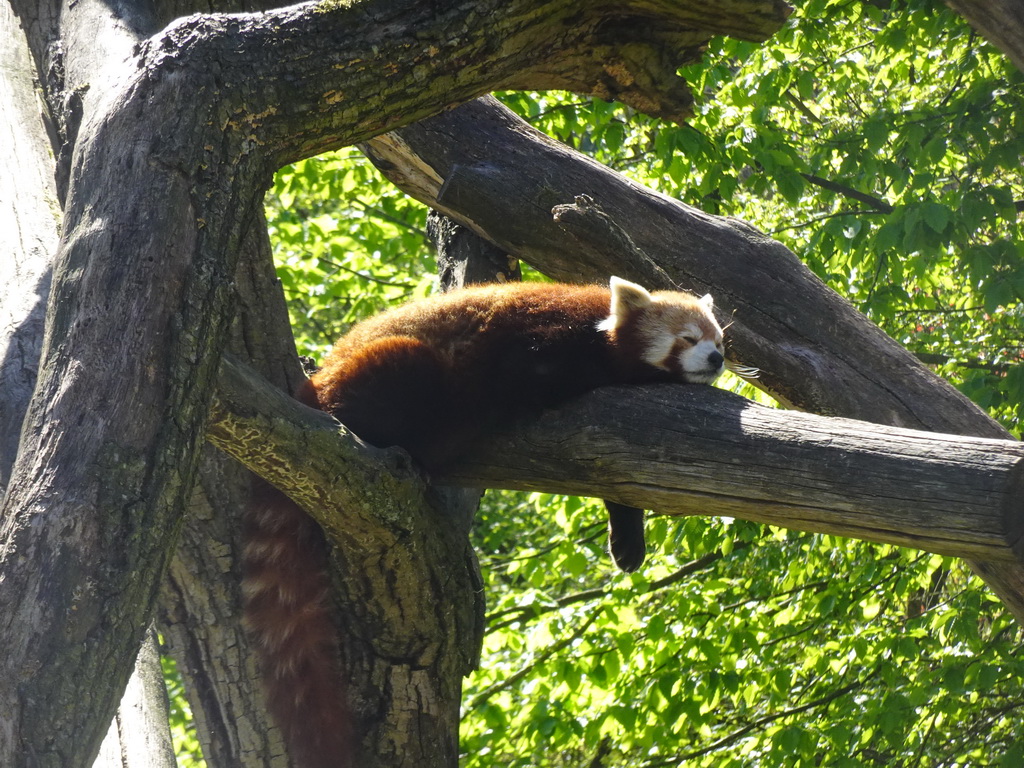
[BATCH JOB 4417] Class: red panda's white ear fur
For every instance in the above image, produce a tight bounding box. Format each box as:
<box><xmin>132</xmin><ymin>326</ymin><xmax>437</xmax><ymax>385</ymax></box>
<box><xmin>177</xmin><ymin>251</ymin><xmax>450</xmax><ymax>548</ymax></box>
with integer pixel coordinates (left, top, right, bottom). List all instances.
<box><xmin>602</xmin><ymin>276</ymin><xmax>652</xmax><ymax>331</ymax></box>
<box><xmin>699</xmin><ymin>293</ymin><xmax>714</xmax><ymax>310</ymax></box>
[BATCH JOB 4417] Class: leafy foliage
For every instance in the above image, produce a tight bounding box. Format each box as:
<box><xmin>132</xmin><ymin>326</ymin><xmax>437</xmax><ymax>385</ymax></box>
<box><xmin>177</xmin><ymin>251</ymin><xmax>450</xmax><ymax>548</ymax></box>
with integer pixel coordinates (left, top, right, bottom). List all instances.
<box><xmin>173</xmin><ymin>0</ymin><xmax>1024</xmax><ymax>766</ymax></box>
<box><xmin>265</xmin><ymin>148</ymin><xmax>436</xmax><ymax>356</ymax></box>
<box><xmin>463</xmin><ymin>501</ymin><xmax>1024</xmax><ymax>767</ymax></box>
<box><xmin>162</xmin><ymin>652</ymin><xmax>205</xmax><ymax>767</ymax></box>
<box><xmin>459</xmin><ymin>3</ymin><xmax>1024</xmax><ymax>764</ymax></box>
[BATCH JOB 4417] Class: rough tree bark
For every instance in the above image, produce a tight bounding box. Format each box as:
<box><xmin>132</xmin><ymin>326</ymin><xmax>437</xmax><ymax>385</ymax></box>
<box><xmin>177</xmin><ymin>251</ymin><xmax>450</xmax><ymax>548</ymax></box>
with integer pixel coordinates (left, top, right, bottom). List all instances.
<box><xmin>1</xmin><ymin>4</ymin><xmax>175</xmax><ymax>766</ymax></box>
<box><xmin>156</xmin><ymin>213</ymin><xmax>309</xmax><ymax>768</ymax></box>
<box><xmin>0</xmin><ymin>1</ymin><xmax>792</xmax><ymax>767</ymax></box>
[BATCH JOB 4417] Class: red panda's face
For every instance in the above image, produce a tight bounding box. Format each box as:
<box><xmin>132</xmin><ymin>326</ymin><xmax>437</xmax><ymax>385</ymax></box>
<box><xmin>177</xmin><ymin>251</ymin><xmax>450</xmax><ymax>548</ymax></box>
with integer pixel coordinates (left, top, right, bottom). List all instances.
<box><xmin>670</xmin><ymin>326</ymin><xmax>725</xmax><ymax>384</ymax></box>
<box><xmin>638</xmin><ymin>298</ymin><xmax>725</xmax><ymax>384</ymax></box>
<box><xmin>602</xmin><ymin>277</ymin><xmax>726</xmax><ymax>384</ymax></box>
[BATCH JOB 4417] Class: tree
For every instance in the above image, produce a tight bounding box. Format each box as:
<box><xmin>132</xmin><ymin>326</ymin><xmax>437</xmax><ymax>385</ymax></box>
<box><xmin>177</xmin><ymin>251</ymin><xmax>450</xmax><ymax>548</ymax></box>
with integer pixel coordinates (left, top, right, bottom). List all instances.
<box><xmin>1</xmin><ymin>2</ymin><xmax>1022</xmax><ymax>768</ymax></box>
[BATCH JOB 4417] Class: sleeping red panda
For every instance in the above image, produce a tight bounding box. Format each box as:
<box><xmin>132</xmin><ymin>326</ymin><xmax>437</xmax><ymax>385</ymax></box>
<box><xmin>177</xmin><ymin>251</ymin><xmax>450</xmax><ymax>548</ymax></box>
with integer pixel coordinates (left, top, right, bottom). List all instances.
<box><xmin>243</xmin><ymin>276</ymin><xmax>725</xmax><ymax>768</ymax></box>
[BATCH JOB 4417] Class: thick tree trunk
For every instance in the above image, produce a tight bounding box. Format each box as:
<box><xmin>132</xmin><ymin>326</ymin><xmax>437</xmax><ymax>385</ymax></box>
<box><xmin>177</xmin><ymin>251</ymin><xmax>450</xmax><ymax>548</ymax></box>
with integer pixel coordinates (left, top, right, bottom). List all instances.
<box><xmin>0</xmin><ymin>5</ymin><xmax>175</xmax><ymax>766</ymax></box>
<box><xmin>362</xmin><ymin>96</ymin><xmax>1024</xmax><ymax>622</ymax></box>
<box><xmin>156</xmin><ymin>212</ymin><xmax>305</xmax><ymax>768</ymax></box>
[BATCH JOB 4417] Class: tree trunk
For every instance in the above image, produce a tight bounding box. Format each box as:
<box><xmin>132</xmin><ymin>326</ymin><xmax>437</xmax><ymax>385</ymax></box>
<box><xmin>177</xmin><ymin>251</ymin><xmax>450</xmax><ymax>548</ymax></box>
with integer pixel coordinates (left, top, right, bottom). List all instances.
<box><xmin>1</xmin><ymin>4</ymin><xmax>175</xmax><ymax>766</ymax></box>
<box><xmin>156</xmin><ymin>212</ymin><xmax>305</xmax><ymax>768</ymax></box>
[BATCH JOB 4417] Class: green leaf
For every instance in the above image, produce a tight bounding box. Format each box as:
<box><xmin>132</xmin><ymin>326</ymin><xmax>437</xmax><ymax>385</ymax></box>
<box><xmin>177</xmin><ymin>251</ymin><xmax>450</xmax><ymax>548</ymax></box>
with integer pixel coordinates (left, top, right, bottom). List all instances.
<box><xmin>922</xmin><ymin>201</ymin><xmax>951</xmax><ymax>234</ymax></box>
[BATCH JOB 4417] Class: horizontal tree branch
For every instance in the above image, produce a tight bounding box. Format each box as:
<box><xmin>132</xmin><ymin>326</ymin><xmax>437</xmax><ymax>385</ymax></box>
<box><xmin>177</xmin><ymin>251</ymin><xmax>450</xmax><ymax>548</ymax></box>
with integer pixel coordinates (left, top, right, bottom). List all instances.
<box><xmin>444</xmin><ymin>387</ymin><xmax>1024</xmax><ymax>562</ymax></box>
<box><xmin>210</xmin><ymin>357</ymin><xmax>1024</xmax><ymax>569</ymax></box>
<box><xmin>915</xmin><ymin>351</ymin><xmax>1014</xmax><ymax>372</ymax></box>
<box><xmin>666</xmin><ymin>674</ymin><xmax>868</xmax><ymax>765</ymax></box>
<box><xmin>487</xmin><ymin>550</ymin><xmax>731</xmax><ymax>631</ymax></box>
<box><xmin>800</xmin><ymin>172</ymin><xmax>894</xmax><ymax>214</ymax></box>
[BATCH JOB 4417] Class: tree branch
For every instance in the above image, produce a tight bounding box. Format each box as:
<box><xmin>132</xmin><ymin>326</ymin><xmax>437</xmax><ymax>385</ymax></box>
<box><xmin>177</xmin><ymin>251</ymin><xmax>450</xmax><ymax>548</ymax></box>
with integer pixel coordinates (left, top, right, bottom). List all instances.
<box><xmin>486</xmin><ymin>550</ymin><xmax>731</xmax><ymax>632</ymax></box>
<box><xmin>464</xmin><ymin>610</ymin><xmax>600</xmax><ymax>711</ymax></box>
<box><xmin>800</xmin><ymin>172</ymin><xmax>894</xmax><ymax>213</ymax></box>
<box><xmin>208</xmin><ymin>355</ymin><xmax>483</xmax><ymax>767</ymax></box>
<box><xmin>210</xmin><ymin>357</ymin><xmax>1024</xmax><ymax>570</ymax></box>
<box><xmin>140</xmin><ymin>0</ymin><xmax>791</xmax><ymax>168</ymax></box>
<box><xmin>361</xmin><ymin>96</ymin><xmax>1001</xmax><ymax>435</ymax></box>
<box><xmin>208</xmin><ymin>355</ymin><xmax>428</xmax><ymax>556</ymax></box>
<box><xmin>661</xmin><ymin>674</ymin><xmax>869</xmax><ymax>765</ymax></box>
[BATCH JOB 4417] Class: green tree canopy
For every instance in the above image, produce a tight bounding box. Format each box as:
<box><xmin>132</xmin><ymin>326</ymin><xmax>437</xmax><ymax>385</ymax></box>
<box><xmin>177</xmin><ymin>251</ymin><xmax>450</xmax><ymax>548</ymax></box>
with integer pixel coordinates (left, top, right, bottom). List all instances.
<box><xmin>255</xmin><ymin>0</ymin><xmax>1024</xmax><ymax>766</ymax></box>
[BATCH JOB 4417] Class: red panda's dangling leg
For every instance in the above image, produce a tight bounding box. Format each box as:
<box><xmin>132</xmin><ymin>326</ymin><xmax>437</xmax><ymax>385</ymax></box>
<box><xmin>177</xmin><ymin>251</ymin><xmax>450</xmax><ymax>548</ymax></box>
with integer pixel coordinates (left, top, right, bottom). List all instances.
<box><xmin>604</xmin><ymin>501</ymin><xmax>647</xmax><ymax>572</ymax></box>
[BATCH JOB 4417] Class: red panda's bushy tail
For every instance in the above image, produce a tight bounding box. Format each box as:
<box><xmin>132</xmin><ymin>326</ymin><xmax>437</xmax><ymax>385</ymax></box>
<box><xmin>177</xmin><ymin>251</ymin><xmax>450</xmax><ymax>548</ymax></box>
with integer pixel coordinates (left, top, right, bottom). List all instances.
<box><xmin>243</xmin><ymin>477</ymin><xmax>353</xmax><ymax>768</ymax></box>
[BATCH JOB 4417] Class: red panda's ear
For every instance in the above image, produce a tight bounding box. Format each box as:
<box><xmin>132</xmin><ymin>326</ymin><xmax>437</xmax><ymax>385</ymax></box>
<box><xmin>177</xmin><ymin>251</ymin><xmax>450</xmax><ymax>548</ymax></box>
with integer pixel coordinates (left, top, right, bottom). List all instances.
<box><xmin>699</xmin><ymin>293</ymin><xmax>714</xmax><ymax>310</ymax></box>
<box><xmin>608</xmin><ymin>276</ymin><xmax>653</xmax><ymax>318</ymax></box>
<box><xmin>599</xmin><ymin>277</ymin><xmax>654</xmax><ymax>333</ymax></box>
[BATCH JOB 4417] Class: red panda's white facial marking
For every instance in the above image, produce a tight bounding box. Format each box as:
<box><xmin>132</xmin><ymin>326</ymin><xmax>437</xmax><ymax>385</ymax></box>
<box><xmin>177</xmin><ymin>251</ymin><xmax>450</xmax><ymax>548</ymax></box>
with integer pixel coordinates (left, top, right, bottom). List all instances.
<box><xmin>675</xmin><ymin>334</ymin><xmax>725</xmax><ymax>384</ymax></box>
<box><xmin>601</xmin><ymin>277</ymin><xmax>725</xmax><ymax>384</ymax></box>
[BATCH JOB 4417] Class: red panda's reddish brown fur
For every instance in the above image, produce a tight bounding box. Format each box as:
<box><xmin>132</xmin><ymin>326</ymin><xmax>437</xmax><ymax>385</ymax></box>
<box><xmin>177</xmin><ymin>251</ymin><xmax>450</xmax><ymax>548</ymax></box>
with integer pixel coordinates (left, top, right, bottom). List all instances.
<box><xmin>243</xmin><ymin>278</ymin><xmax>724</xmax><ymax>767</ymax></box>
<box><xmin>244</xmin><ymin>476</ymin><xmax>353</xmax><ymax>768</ymax></box>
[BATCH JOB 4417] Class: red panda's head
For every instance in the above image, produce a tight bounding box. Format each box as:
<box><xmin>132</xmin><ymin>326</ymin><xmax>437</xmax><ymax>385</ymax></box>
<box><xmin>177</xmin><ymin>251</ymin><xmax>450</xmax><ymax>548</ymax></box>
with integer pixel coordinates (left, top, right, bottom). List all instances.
<box><xmin>599</xmin><ymin>276</ymin><xmax>725</xmax><ymax>384</ymax></box>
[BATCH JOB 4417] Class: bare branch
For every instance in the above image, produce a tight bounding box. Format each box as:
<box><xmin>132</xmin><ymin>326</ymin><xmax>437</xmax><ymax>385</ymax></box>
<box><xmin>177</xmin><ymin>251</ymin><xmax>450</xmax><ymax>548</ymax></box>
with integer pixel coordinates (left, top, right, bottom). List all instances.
<box><xmin>800</xmin><ymin>172</ymin><xmax>895</xmax><ymax>214</ymax></box>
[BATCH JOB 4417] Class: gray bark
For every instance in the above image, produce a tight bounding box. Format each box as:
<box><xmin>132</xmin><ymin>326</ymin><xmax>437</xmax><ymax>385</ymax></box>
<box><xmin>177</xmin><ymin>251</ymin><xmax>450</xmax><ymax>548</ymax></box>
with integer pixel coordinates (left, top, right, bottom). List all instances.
<box><xmin>155</xmin><ymin>214</ymin><xmax>306</xmax><ymax>768</ymax></box>
<box><xmin>0</xmin><ymin>4</ymin><xmax>176</xmax><ymax>766</ymax></box>
<box><xmin>94</xmin><ymin>630</ymin><xmax>178</xmax><ymax>768</ymax></box>
<box><xmin>0</xmin><ymin>0</ymin><xmax>58</xmax><ymax>493</ymax></box>
<box><xmin>428</xmin><ymin>210</ymin><xmax>521</xmax><ymax>291</ymax></box>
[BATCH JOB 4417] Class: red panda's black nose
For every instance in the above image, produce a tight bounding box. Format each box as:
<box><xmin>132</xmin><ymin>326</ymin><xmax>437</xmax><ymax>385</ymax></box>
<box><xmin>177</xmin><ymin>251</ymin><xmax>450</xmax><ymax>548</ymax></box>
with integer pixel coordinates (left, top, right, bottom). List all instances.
<box><xmin>708</xmin><ymin>351</ymin><xmax>724</xmax><ymax>369</ymax></box>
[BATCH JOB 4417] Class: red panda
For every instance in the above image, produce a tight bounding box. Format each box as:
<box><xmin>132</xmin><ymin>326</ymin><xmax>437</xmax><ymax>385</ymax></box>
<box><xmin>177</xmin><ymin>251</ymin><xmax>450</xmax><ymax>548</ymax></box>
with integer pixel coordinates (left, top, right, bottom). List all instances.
<box><xmin>243</xmin><ymin>276</ymin><xmax>725</xmax><ymax>768</ymax></box>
